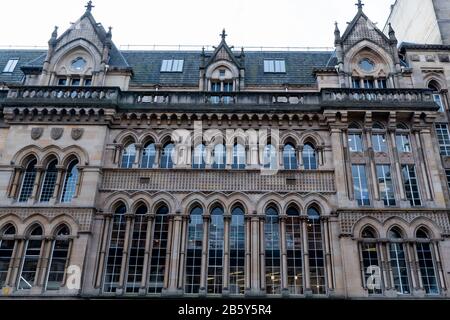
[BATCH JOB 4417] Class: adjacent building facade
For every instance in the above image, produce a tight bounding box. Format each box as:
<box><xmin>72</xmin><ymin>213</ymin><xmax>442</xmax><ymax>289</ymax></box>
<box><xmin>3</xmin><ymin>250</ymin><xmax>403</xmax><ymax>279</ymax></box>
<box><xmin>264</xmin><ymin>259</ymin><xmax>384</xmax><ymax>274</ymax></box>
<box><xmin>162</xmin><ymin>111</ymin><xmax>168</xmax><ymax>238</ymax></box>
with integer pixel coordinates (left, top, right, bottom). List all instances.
<box><xmin>0</xmin><ymin>2</ymin><xmax>450</xmax><ymax>299</ymax></box>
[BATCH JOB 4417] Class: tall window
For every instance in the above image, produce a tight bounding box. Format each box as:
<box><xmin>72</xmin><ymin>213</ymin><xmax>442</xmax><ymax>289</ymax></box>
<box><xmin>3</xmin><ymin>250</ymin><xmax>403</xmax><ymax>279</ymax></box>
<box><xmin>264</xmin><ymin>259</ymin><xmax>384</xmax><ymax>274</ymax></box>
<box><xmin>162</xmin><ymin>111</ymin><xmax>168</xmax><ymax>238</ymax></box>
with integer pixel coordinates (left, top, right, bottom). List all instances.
<box><xmin>148</xmin><ymin>205</ymin><xmax>169</xmax><ymax>293</ymax></box>
<box><xmin>352</xmin><ymin>77</ymin><xmax>361</xmax><ymax>89</ymax></box>
<box><xmin>435</xmin><ymin>124</ymin><xmax>450</xmax><ymax>156</ymax></box>
<box><xmin>285</xmin><ymin>206</ymin><xmax>303</xmax><ymax>295</ymax></box>
<box><xmin>39</xmin><ymin>160</ymin><xmax>58</xmax><ymax>202</ymax></box>
<box><xmin>121</xmin><ymin>143</ymin><xmax>136</xmax><ymax>168</ymax></box>
<box><xmin>307</xmin><ymin>207</ymin><xmax>326</xmax><ymax>294</ymax></box>
<box><xmin>283</xmin><ymin>144</ymin><xmax>297</xmax><ymax>170</ymax></box>
<box><xmin>263</xmin><ymin>144</ymin><xmax>278</xmax><ymax>170</ymax></box>
<box><xmin>192</xmin><ymin>144</ymin><xmax>206</xmax><ymax>169</ymax></box>
<box><xmin>207</xmin><ymin>206</ymin><xmax>224</xmax><ymax>294</ymax></box>
<box><xmin>45</xmin><ymin>225</ymin><xmax>71</xmax><ymax>290</ymax></box>
<box><xmin>265</xmin><ymin>206</ymin><xmax>281</xmax><ymax>294</ymax></box>
<box><xmin>160</xmin><ymin>143</ymin><xmax>174</xmax><ymax>169</ymax></box>
<box><xmin>429</xmin><ymin>81</ymin><xmax>445</xmax><ymax>112</ymax></box>
<box><xmin>372</xmin><ymin>134</ymin><xmax>387</xmax><ymax>153</ymax></box>
<box><xmin>185</xmin><ymin>206</ymin><xmax>203</xmax><ymax>294</ymax></box>
<box><xmin>232</xmin><ymin>144</ymin><xmax>246</xmax><ymax>170</ymax></box>
<box><xmin>212</xmin><ymin>144</ymin><xmax>226</xmax><ymax>169</ymax></box>
<box><xmin>302</xmin><ymin>143</ymin><xmax>317</xmax><ymax>170</ymax></box>
<box><xmin>416</xmin><ymin>228</ymin><xmax>439</xmax><ymax>295</ymax></box>
<box><xmin>388</xmin><ymin>228</ymin><xmax>410</xmax><ymax>295</ymax></box>
<box><xmin>18</xmin><ymin>225</ymin><xmax>43</xmax><ymax>290</ymax></box>
<box><xmin>446</xmin><ymin>169</ymin><xmax>450</xmax><ymax>191</ymax></box>
<box><xmin>348</xmin><ymin>133</ymin><xmax>363</xmax><ymax>152</ymax></box>
<box><xmin>376</xmin><ymin>165</ymin><xmax>395</xmax><ymax>206</ymax></box>
<box><xmin>230</xmin><ymin>206</ymin><xmax>245</xmax><ymax>295</ymax></box>
<box><xmin>360</xmin><ymin>227</ymin><xmax>382</xmax><ymax>295</ymax></box>
<box><xmin>352</xmin><ymin>165</ymin><xmax>370</xmax><ymax>206</ymax></box>
<box><xmin>18</xmin><ymin>159</ymin><xmax>37</xmax><ymax>202</ymax></box>
<box><xmin>0</xmin><ymin>224</ymin><xmax>16</xmax><ymax>287</ymax></box>
<box><xmin>103</xmin><ymin>204</ymin><xmax>127</xmax><ymax>293</ymax></box>
<box><xmin>402</xmin><ymin>165</ymin><xmax>421</xmax><ymax>206</ymax></box>
<box><xmin>126</xmin><ymin>205</ymin><xmax>148</xmax><ymax>293</ymax></box>
<box><xmin>140</xmin><ymin>142</ymin><xmax>156</xmax><ymax>169</ymax></box>
<box><xmin>61</xmin><ymin>160</ymin><xmax>79</xmax><ymax>203</ymax></box>
<box><xmin>396</xmin><ymin>134</ymin><xmax>411</xmax><ymax>153</ymax></box>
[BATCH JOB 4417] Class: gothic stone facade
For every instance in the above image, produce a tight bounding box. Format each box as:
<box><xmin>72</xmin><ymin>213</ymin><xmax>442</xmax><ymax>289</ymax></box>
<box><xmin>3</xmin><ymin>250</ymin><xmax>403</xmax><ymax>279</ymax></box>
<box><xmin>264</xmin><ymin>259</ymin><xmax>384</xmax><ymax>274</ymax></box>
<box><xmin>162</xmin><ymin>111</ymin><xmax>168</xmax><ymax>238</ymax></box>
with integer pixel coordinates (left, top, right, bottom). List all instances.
<box><xmin>0</xmin><ymin>3</ymin><xmax>450</xmax><ymax>299</ymax></box>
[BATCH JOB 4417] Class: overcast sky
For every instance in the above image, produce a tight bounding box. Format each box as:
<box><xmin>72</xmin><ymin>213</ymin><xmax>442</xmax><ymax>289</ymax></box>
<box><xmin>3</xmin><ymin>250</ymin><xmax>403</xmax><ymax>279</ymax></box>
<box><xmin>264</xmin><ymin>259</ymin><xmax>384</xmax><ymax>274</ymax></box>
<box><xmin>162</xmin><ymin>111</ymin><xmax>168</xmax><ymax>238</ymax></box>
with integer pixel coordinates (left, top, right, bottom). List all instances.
<box><xmin>0</xmin><ymin>0</ymin><xmax>394</xmax><ymax>50</ymax></box>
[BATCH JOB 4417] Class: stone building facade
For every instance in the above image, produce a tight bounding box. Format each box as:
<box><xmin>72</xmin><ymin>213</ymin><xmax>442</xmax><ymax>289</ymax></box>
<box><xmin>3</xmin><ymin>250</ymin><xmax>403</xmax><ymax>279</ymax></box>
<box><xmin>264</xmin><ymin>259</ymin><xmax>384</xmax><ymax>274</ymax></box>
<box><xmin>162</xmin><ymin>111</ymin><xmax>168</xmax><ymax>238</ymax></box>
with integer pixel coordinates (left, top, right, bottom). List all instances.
<box><xmin>0</xmin><ymin>2</ymin><xmax>450</xmax><ymax>299</ymax></box>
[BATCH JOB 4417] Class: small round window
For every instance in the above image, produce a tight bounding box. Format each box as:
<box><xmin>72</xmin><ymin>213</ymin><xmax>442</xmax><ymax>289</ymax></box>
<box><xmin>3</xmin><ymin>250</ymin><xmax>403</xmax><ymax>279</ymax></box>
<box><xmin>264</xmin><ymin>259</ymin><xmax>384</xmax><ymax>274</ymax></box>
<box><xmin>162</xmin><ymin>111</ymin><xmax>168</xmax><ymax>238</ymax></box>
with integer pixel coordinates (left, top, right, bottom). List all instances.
<box><xmin>359</xmin><ymin>58</ymin><xmax>375</xmax><ymax>72</ymax></box>
<box><xmin>71</xmin><ymin>57</ymin><xmax>87</xmax><ymax>71</ymax></box>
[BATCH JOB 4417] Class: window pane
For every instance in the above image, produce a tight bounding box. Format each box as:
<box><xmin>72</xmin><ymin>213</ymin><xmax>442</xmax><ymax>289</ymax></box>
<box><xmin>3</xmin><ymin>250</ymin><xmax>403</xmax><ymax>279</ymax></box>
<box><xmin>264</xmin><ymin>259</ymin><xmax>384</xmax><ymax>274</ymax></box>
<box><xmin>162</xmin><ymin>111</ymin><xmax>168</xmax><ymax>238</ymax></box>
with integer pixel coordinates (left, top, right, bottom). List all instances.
<box><xmin>185</xmin><ymin>207</ymin><xmax>203</xmax><ymax>294</ymax></box>
<box><xmin>389</xmin><ymin>242</ymin><xmax>410</xmax><ymax>294</ymax></box>
<box><xmin>416</xmin><ymin>243</ymin><xmax>439</xmax><ymax>294</ymax></box>
<box><xmin>348</xmin><ymin>134</ymin><xmax>363</xmax><ymax>152</ymax></box>
<box><xmin>352</xmin><ymin>165</ymin><xmax>370</xmax><ymax>206</ymax></box>
<box><xmin>160</xmin><ymin>144</ymin><xmax>174</xmax><ymax>169</ymax></box>
<box><xmin>283</xmin><ymin>144</ymin><xmax>297</xmax><ymax>170</ymax></box>
<box><xmin>396</xmin><ymin>134</ymin><xmax>411</xmax><ymax>153</ymax></box>
<box><xmin>376</xmin><ymin>165</ymin><xmax>395</xmax><ymax>206</ymax></box>
<box><xmin>18</xmin><ymin>239</ymin><xmax>42</xmax><ymax>290</ymax></box>
<box><xmin>46</xmin><ymin>239</ymin><xmax>70</xmax><ymax>290</ymax></box>
<box><xmin>286</xmin><ymin>213</ymin><xmax>303</xmax><ymax>294</ymax></box>
<box><xmin>302</xmin><ymin>144</ymin><xmax>317</xmax><ymax>170</ymax></box>
<box><xmin>436</xmin><ymin>124</ymin><xmax>450</xmax><ymax>156</ymax></box>
<box><xmin>61</xmin><ymin>160</ymin><xmax>79</xmax><ymax>203</ymax></box>
<box><xmin>140</xmin><ymin>143</ymin><xmax>156</xmax><ymax>169</ymax></box>
<box><xmin>402</xmin><ymin>165</ymin><xmax>421</xmax><ymax>206</ymax></box>
<box><xmin>207</xmin><ymin>207</ymin><xmax>224</xmax><ymax>294</ymax></box>
<box><xmin>372</xmin><ymin>134</ymin><xmax>387</xmax><ymax>153</ymax></box>
<box><xmin>230</xmin><ymin>207</ymin><xmax>245</xmax><ymax>294</ymax></box>
<box><xmin>361</xmin><ymin>243</ymin><xmax>382</xmax><ymax>295</ymax></box>
<box><xmin>39</xmin><ymin>161</ymin><xmax>58</xmax><ymax>202</ymax></box>
<box><xmin>19</xmin><ymin>160</ymin><xmax>37</xmax><ymax>202</ymax></box>
<box><xmin>265</xmin><ymin>207</ymin><xmax>281</xmax><ymax>294</ymax></box>
<box><xmin>307</xmin><ymin>208</ymin><xmax>326</xmax><ymax>294</ymax></box>
<box><xmin>212</xmin><ymin>144</ymin><xmax>226</xmax><ymax>169</ymax></box>
<box><xmin>148</xmin><ymin>207</ymin><xmax>169</xmax><ymax>293</ymax></box>
<box><xmin>232</xmin><ymin>144</ymin><xmax>246</xmax><ymax>170</ymax></box>
<box><xmin>121</xmin><ymin>144</ymin><xmax>136</xmax><ymax>168</ymax></box>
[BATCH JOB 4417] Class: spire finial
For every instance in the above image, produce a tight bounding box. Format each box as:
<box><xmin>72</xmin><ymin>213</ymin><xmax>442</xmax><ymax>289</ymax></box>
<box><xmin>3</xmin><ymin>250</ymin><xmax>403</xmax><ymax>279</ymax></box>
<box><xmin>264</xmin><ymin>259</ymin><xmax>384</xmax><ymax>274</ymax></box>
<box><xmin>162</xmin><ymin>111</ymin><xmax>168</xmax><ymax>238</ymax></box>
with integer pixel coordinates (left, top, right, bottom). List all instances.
<box><xmin>356</xmin><ymin>0</ymin><xmax>364</xmax><ymax>11</ymax></box>
<box><xmin>220</xmin><ymin>28</ymin><xmax>227</xmax><ymax>41</ymax></box>
<box><xmin>85</xmin><ymin>1</ymin><xmax>94</xmax><ymax>12</ymax></box>
<box><xmin>52</xmin><ymin>26</ymin><xmax>58</xmax><ymax>38</ymax></box>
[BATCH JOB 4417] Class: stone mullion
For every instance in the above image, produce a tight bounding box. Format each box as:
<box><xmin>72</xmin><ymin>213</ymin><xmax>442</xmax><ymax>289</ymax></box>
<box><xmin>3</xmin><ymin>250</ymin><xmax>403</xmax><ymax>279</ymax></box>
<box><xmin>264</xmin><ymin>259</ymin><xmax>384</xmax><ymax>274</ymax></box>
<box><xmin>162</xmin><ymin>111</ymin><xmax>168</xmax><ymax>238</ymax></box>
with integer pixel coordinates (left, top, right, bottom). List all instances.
<box><xmin>177</xmin><ymin>215</ymin><xmax>189</xmax><ymax>292</ymax></box>
<box><xmin>167</xmin><ymin>214</ymin><xmax>183</xmax><ymax>292</ymax></box>
<box><xmin>133</xmin><ymin>144</ymin><xmax>143</xmax><ymax>168</ymax></box>
<box><xmin>279</xmin><ymin>215</ymin><xmax>288</xmax><ymax>295</ymax></box>
<box><xmin>95</xmin><ymin>213</ymin><xmax>112</xmax><ymax>289</ymax></box>
<box><xmin>249</xmin><ymin>215</ymin><xmax>260</xmax><ymax>294</ymax></box>
<box><xmin>383</xmin><ymin>242</ymin><xmax>394</xmax><ymax>292</ymax></box>
<box><xmin>140</xmin><ymin>214</ymin><xmax>155</xmax><ymax>294</ymax></box>
<box><xmin>9</xmin><ymin>167</ymin><xmax>23</xmax><ymax>198</ymax></box>
<box><xmin>389</xmin><ymin>129</ymin><xmax>406</xmax><ymax>201</ymax></box>
<box><xmin>365</xmin><ymin>128</ymin><xmax>379</xmax><ymax>201</ymax></box>
<box><xmin>414</xmin><ymin>130</ymin><xmax>432</xmax><ymax>201</ymax></box>
<box><xmin>33</xmin><ymin>237</ymin><xmax>47</xmax><ymax>288</ymax></box>
<box><xmin>29</xmin><ymin>166</ymin><xmax>44</xmax><ymax>203</ymax></box>
<box><xmin>162</xmin><ymin>215</ymin><xmax>174</xmax><ymax>292</ymax></box>
<box><xmin>405</xmin><ymin>242</ymin><xmax>418</xmax><ymax>291</ymax></box>
<box><xmin>154</xmin><ymin>144</ymin><xmax>162</xmax><ymax>169</ymax></box>
<box><xmin>117</xmin><ymin>214</ymin><xmax>133</xmax><ymax>294</ymax></box>
<box><xmin>244</xmin><ymin>215</ymin><xmax>252</xmax><ymax>293</ymax></box>
<box><xmin>199</xmin><ymin>215</ymin><xmax>210</xmax><ymax>295</ymax></box>
<box><xmin>332</xmin><ymin>128</ymin><xmax>350</xmax><ymax>200</ymax></box>
<box><xmin>302</xmin><ymin>217</ymin><xmax>311</xmax><ymax>294</ymax></box>
<box><xmin>297</xmin><ymin>145</ymin><xmax>304</xmax><ymax>169</ymax></box>
<box><xmin>259</xmin><ymin>214</ymin><xmax>266</xmax><ymax>294</ymax></box>
<box><xmin>432</xmin><ymin>241</ymin><xmax>446</xmax><ymax>291</ymax></box>
<box><xmin>378</xmin><ymin>242</ymin><xmax>389</xmax><ymax>293</ymax></box>
<box><xmin>50</xmin><ymin>167</ymin><xmax>65</xmax><ymax>203</ymax></box>
<box><xmin>222</xmin><ymin>214</ymin><xmax>231</xmax><ymax>295</ymax></box>
<box><xmin>8</xmin><ymin>237</ymin><xmax>25</xmax><ymax>287</ymax></box>
<box><xmin>412</xmin><ymin>242</ymin><xmax>424</xmax><ymax>290</ymax></box>
<box><xmin>38</xmin><ymin>237</ymin><xmax>54</xmax><ymax>288</ymax></box>
<box><xmin>322</xmin><ymin>218</ymin><xmax>334</xmax><ymax>292</ymax></box>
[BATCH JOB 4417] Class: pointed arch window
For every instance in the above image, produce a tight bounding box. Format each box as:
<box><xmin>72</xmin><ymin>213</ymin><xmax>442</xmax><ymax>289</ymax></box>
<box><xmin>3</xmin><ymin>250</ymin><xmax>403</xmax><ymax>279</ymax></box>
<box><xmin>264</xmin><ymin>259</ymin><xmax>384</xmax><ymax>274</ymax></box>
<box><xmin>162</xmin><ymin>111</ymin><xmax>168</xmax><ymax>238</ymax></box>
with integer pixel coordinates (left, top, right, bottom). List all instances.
<box><xmin>160</xmin><ymin>143</ymin><xmax>174</xmax><ymax>169</ymax></box>
<box><xmin>192</xmin><ymin>144</ymin><xmax>206</xmax><ymax>169</ymax></box>
<box><xmin>121</xmin><ymin>143</ymin><xmax>136</xmax><ymax>169</ymax></box>
<box><xmin>0</xmin><ymin>224</ymin><xmax>16</xmax><ymax>288</ymax></box>
<box><xmin>185</xmin><ymin>206</ymin><xmax>203</xmax><ymax>294</ymax></box>
<box><xmin>126</xmin><ymin>205</ymin><xmax>148</xmax><ymax>293</ymax></box>
<box><xmin>103</xmin><ymin>204</ymin><xmax>127</xmax><ymax>293</ymax></box>
<box><xmin>429</xmin><ymin>81</ymin><xmax>445</xmax><ymax>112</ymax></box>
<box><xmin>307</xmin><ymin>207</ymin><xmax>326</xmax><ymax>294</ymax></box>
<box><xmin>265</xmin><ymin>206</ymin><xmax>281</xmax><ymax>294</ymax></box>
<box><xmin>140</xmin><ymin>142</ymin><xmax>156</xmax><ymax>169</ymax></box>
<box><xmin>18</xmin><ymin>158</ymin><xmax>37</xmax><ymax>202</ymax></box>
<box><xmin>360</xmin><ymin>227</ymin><xmax>382</xmax><ymax>295</ymax></box>
<box><xmin>283</xmin><ymin>144</ymin><xmax>298</xmax><ymax>170</ymax></box>
<box><xmin>212</xmin><ymin>144</ymin><xmax>226</xmax><ymax>169</ymax></box>
<box><xmin>39</xmin><ymin>159</ymin><xmax>58</xmax><ymax>202</ymax></box>
<box><xmin>148</xmin><ymin>205</ymin><xmax>169</xmax><ymax>293</ymax></box>
<box><xmin>263</xmin><ymin>144</ymin><xmax>278</xmax><ymax>170</ymax></box>
<box><xmin>232</xmin><ymin>144</ymin><xmax>246</xmax><ymax>170</ymax></box>
<box><xmin>286</xmin><ymin>206</ymin><xmax>303</xmax><ymax>294</ymax></box>
<box><xmin>416</xmin><ymin>228</ymin><xmax>439</xmax><ymax>295</ymax></box>
<box><xmin>61</xmin><ymin>160</ymin><xmax>79</xmax><ymax>203</ymax></box>
<box><xmin>303</xmin><ymin>143</ymin><xmax>317</xmax><ymax>170</ymax></box>
<box><xmin>388</xmin><ymin>228</ymin><xmax>410</xmax><ymax>294</ymax></box>
<box><xmin>207</xmin><ymin>205</ymin><xmax>224</xmax><ymax>294</ymax></box>
<box><xmin>45</xmin><ymin>225</ymin><xmax>71</xmax><ymax>290</ymax></box>
<box><xmin>230</xmin><ymin>206</ymin><xmax>245</xmax><ymax>294</ymax></box>
<box><xmin>18</xmin><ymin>225</ymin><xmax>44</xmax><ymax>290</ymax></box>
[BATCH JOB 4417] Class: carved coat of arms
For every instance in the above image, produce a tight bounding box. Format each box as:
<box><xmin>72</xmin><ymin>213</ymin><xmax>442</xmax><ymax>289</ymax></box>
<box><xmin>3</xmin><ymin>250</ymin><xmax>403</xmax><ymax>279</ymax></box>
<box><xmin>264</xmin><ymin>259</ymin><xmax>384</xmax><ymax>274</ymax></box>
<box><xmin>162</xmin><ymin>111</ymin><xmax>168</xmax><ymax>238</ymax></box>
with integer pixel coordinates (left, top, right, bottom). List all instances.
<box><xmin>71</xmin><ymin>128</ymin><xmax>84</xmax><ymax>140</ymax></box>
<box><xmin>31</xmin><ymin>128</ymin><xmax>44</xmax><ymax>140</ymax></box>
<box><xmin>51</xmin><ymin>128</ymin><xmax>64</xmax><ymax>140</ymax></box>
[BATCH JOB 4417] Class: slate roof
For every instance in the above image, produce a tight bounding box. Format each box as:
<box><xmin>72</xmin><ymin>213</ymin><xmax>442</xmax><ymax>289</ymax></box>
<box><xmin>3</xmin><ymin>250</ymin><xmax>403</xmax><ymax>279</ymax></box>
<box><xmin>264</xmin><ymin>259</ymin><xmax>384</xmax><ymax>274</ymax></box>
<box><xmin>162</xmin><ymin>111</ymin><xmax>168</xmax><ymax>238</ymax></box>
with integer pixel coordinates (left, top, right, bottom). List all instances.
<box><xmin>0</xmin><ymin>49</ymin><xmax>334</xmax><ymax>87</ymax></box>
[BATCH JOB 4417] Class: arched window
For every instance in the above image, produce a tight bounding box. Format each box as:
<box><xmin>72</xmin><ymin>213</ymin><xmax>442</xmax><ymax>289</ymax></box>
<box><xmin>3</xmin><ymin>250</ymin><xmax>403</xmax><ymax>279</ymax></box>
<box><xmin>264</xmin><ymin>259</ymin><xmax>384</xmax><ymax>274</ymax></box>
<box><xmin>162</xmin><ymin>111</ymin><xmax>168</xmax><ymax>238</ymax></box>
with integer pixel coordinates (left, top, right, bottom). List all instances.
<box><xmin>360</xmin><ymin>226</ymin><xmax>382</xmax><ymax>295</ymax></box>
<box><xmin>185</xmin><ymin>206</ymin><xmax>203</xmax><ymax>294</ymax></box>
<box><xmin>192</xmin><ymin>144</ymin><xmax>206</xmax><ymax>169</ymax></box>
<box><xmin>212</xmin><ymin>144</ymin><xmax>226</xmax><ymax>169</ymax></box>
<box><xmin>232</xmin><ymin>144</ymin><xmax>246</xmax><ymax>170</ymax></box>
<box><xmin>160</xmin><ymin>143</ymin><xmax>174</xmax><ymax>169</ymax></box>
<box><xmin>18</xmin><ymin>224</ymin><xmax>43</xmax><ymax>290</ymax></box>
<box><xmin>286</xmin><ymin>205</ymin><xmax>303</xmax><ymax>294</ymax></box>
<box><xmin>265</xmin><ymin>206</ymin><xmax>281</xmax><ymax>294</ymax></box>
<box><xmin>103</xmin><ymin>204</ymin><xmax>127</xmax><ymax>293</ymax></box>
<box><xmin>429</xmin><ymin>80</ymin><xmax>445</xmax><ymax>112</ymax></box>
<box><xmin>39</xmin><ymin>159</ymin><xmax>58</xmax><ymax>202</ymax></box>
<box><xmin>45</xmin><ymin>224</ymin><xmax>71</xmax><ymax>290</ymax></box>
<box><xmin>307</xmin><ymin>207</ymin><xmax>326</xmax><ymax>294</ymax></box>
<box><xmin>18</xmin><ymin>158</ymin><xmax>37</xmax><ymax>202</ymax></box>
<box><xmin>263</xmin><ymin>144</ymin><xmax>277</xmax><ymax>170</ymax></box>
<box><xmin>283</xmin><ymin>144</ymin><xmax>298</xmax><ymax>170</ymax></box>
<box><xmin>121</xmin><ymin>143</ymin><xmax>136</xmax><ymax>168</ymax></box>
<box><xmin>148</xmin><ymin>205</ymin><xmax>169</xmax><ymax>293</ymax></box>
<box><xmin>415</xmin><ymin>228</ymin><xmax>439</xmax><ymax>295</ymax></box>
<box><xmin>388</xmin><ymin>227</ymin><xmax>410</xmax><ymax>294</ymax></box>
<box><xmin>61</xmin><ymin>159</ymin><xmax>79</xmax><ymax>203</ymax></box>
<box><xmin>140</xmin><ymin>141</ymin><xmax>156</xmax><ymax>169</ymax></box>
<box><xmin>207</xmin><ymin>205</ymin><xmax>224</xmax><ymax>294</ymax></box>
<box><xmin>0</xmin><ymin>224</ymin><xmax>16</xmax><ymax>287</ymax></box>
<box><xmin>126</xmin><ymin>204</ymin><xmax>148</xmax><ymax>293</ymax></box>
<box><xmin>230</xmin><ymin>205</ymin><xmax>245</xmax><ymax>294</ymax></box>
<box><xmin>303</xmin><ymin>143</ymin><xmax>317</xmax><ymax>170</ymax></box>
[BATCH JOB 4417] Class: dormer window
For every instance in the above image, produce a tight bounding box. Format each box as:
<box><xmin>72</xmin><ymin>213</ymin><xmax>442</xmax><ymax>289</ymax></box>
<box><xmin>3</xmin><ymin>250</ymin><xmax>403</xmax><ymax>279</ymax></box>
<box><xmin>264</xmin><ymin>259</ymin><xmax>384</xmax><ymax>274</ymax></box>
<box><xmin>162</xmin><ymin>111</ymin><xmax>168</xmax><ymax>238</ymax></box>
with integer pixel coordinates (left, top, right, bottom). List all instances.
<box><xmin>161</xmin><ymin>59</ymin><xmax>184</xmax><ymax>72</ymax></box>
<box><xmin>264</xmin><ymin>60</ymin><xmax>286</xmax><ymax>73</ymax></box>
<box><xmin>70</xmin><ymin>57</ymin><xmax>87</xmax><ymax>72</ymax></box>
<box><xmin>359</xmin><ymin>58</ymin><xmax>375</xmax><ymax>73</ymax></box>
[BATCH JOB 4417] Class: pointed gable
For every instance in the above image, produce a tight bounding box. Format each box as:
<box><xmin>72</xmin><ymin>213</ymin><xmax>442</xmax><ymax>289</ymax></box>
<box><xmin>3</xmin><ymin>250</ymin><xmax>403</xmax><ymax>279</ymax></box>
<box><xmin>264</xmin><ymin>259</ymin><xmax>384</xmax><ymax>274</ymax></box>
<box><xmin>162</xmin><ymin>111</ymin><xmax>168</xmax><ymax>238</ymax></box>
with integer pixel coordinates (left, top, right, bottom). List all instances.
<box><xmin>203</xmin><ymin>29</ymin><xmax>243</xmax><ymax>69</ymax></box>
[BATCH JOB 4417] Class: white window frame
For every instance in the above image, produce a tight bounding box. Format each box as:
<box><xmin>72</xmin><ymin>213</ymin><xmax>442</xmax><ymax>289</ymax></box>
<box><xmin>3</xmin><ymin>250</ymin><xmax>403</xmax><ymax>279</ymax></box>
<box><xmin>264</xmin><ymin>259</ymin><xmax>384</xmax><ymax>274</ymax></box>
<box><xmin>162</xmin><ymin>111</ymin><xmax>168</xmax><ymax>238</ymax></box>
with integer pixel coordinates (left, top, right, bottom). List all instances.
<box><xmin>161</xmin><ymin>59</ymin><xmax>184</xmax><ymax>72</ymax></box>
<box><xmin>264</xmin><ymin>60</ymin><xmax>286</xmax><ymax>73</ymax></box>
<box><xmin>3</xmin><ymin>59</ymin><xmax>19</xmax><ymax>73</ymax></box>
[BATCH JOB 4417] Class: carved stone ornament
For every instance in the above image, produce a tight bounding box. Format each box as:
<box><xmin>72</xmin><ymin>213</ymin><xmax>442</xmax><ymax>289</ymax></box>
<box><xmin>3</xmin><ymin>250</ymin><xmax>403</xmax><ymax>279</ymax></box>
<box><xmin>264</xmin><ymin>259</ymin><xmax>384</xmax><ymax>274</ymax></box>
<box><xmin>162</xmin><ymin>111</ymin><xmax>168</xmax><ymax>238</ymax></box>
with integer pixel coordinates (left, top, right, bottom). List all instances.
<box><xmin>51</xmin><ymin>128</ymin><xmax>64</xmax><ymax>140</ymax></box>
<box><xmin>71</xmin><ymin>128</ymin><xmax>84</xmax><ymax>140</ymax></box>
<box><xmin>31</xmin><ymin>128</ymin><xmax>44</xmax><ymax>140</ymax></box>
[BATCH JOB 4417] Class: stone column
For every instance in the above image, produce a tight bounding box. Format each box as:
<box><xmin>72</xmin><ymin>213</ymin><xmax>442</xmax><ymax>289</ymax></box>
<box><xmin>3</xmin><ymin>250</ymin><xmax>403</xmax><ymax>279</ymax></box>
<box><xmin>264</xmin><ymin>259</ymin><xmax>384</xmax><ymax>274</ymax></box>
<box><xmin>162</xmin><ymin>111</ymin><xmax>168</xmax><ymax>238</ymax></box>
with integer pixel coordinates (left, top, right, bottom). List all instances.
<box><xmin>330</xmin><ymin>128</ymin><xmax>350</xmax><ymax>203</ymax></box>
<box><xmin>162</xmin><ymin>215</ymin><xmax>174</xmax><ymax>293</ymax></box>
<box><xmin>297</xmin><ymin>145</ymin><xmax>304</xmax><ymax>169</ymax></box>
<box><xmin>167</xmin><ymin>213</ymin><xmax>183</xmax><ymax>294</ymax></box>
<box><xmin>33</xmin><ymin>238</ymin><xmax>46</xmax><ymax>288</ymax></box>
<box><xmin>226</xmin><ymin>144</ymin><xmax>233</xmax><ymax>169</ymax></box>
<box><xmin>154</xmin><ymin>143</ymin><xmax>162</xmax><ymax>169</ymax></box>
<box><xmin>389</xmin><ymin>129</ymin><xmax>406</xmax><ymax>200</ymax></box>
<box><xmin>139</xmin><ymin>214</ymin><xmax>155</xmax><ymax>295</ymax></box>
<box><xmin>259</xmin><ymin>214</ymin><xmax>266</xmax><ymax>294</ymax></box>
<box><xmin>177</xmin><ymin>215</ymin><xmax>189</xmax><ymax>293</ymax></box>
<box><xmin>133</xmin><ymin>143</ymin><xmax>143</xmax><ymax>168</ymax></box>
<box><xmin>199</xmin><ymin>215</ymin><xmax>210</xmax><ymax>296</ymax></box>
<box><xmin>95</xmin><ymin>213</ymin><xmax>112</xmax><ymax>289</ymax></box>
<box><xmin>432</xmin><ymin>241</ymin><xmax>446</xmax><ymax>292</ymax></box>
<box><xmin>414</xmin><ymin>130</ymin><xmax>432</xmax><ymax>201</ymax></box>
<box><xmin>8</xmin><ymin>236</ymin><xmax>25</xmax><ymax>287</ymax></box>
<box><xmin>9</xmin><ymin>167</ymin><xmax>23</xmax><ymax>198</ymax></box>
<box><xmin>406</xmin><ymin>242</ymin><xmax>418</xmax><ymax>291</ymax></box>
<box><xmin>222</xmin><ymin>214</ymin><xmax>231</xmax><ymax>295</ymax></box>
<box><xmin>50</xmin><ymin>166</ymin><xmax>65</xmax><ymax>204</ymax></box>
<box><xmin>302</xmin><ymin>217</ymin><xmax>311</xmax><ymax>295</ymax></box>
<box><xmin>322</xmin><ymin>218</ymin><xmax>334</xmax><ymax>292</ymax></box>
<box><xmin>117</xmin><ymin>214</ymin><xmax>133</xmax><ymax>294</ymax></box>
<box><xmin>250</xmin><ymin>214</ymin><xmax>261</xmax><ymax>294</ymax></box>
<box><xmin>114</xmin><ymin>145</ymin><xmax>122</xmax><ymax>164</ymax></box>
<box><xmin>412</xmin><ymin>243</ymin><xmax>424</xmax><ymax>291</ymax></box>
<box><xmin>29</xmin><ymin>166</ymin><xmax>44</xmax><ymax>203</ymax></box>
<box><xmin>378</xmin><ymin>242</ymin><xmax>389</xmax><ymax>293</ymax></box>
<box><xmin>365</xmin><ymin>128</ymin><xmax>380</xmax><ymax>200</ymax></box>
<box><xmin>38</xmin><ymin>237</ymin><xmax>54</xmax><ymax>288</ymax></box>
<box><xmin>279</xmin><ymin>215</ymin><xmax>288</xmax><ymax>296</ymax></box>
